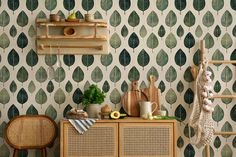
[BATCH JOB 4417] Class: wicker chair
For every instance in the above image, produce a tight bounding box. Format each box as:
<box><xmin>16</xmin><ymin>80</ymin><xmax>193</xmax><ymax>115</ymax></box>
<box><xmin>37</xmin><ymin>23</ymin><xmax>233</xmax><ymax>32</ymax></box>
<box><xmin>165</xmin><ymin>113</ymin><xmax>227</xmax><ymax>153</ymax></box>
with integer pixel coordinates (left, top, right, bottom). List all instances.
<box><xmin>5</xmin><ymin>115</ymin><xmax>57</xmax><ymax>157</ymax></box>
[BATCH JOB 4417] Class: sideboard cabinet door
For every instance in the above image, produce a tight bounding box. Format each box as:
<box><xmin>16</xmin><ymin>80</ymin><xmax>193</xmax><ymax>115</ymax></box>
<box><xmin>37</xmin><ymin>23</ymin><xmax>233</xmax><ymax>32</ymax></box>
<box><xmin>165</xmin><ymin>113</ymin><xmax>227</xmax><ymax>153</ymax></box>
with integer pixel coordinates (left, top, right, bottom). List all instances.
<box><xmin>60</xmin><ymin>122</ymin><xmax>118</xmax><ymax>157</ymax></box>
<box><xmin>119</xmin><ymin>123</ymin><xmax>175</xmax><ymax>157</ymax></box>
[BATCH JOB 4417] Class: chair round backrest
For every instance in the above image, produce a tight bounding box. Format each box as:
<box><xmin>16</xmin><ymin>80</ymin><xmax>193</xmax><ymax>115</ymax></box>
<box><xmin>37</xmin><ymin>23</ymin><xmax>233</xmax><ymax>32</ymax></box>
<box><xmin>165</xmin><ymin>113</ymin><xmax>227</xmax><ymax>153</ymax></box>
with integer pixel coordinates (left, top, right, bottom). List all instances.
<box><xmin>5</xmin><ymin>115</ymin><xmax>57</xmax><ymax>149</ymax></box>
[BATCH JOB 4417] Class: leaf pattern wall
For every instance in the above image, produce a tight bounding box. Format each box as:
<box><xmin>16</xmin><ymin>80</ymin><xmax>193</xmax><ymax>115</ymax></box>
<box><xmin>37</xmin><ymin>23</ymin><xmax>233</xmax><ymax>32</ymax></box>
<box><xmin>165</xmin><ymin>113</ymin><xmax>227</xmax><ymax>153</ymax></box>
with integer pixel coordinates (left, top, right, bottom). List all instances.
<box><xmin>0</xmin><ymin>0</ymin><xmax>235</xmax><ymax>157</ymax></box>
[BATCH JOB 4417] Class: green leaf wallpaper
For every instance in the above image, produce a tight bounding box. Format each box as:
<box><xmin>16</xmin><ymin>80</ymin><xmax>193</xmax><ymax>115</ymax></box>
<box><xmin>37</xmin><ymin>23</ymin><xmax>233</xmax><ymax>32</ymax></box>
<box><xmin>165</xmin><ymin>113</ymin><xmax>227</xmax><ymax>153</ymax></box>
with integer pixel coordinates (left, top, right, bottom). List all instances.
<box><xmin>0</xmin><ymin>0</ymin><xmax>235</xmax><ymax>156</ymax></box>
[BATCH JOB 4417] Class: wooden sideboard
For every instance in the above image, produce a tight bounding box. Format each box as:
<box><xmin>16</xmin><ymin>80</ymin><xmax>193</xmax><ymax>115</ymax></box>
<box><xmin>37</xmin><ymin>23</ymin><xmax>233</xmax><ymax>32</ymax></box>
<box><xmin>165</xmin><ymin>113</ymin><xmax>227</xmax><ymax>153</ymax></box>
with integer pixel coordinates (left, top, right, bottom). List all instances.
<box><xmin>60</xmin><ymin>118</ymin><xmax>177</xmax><ymax>157</ymax></box>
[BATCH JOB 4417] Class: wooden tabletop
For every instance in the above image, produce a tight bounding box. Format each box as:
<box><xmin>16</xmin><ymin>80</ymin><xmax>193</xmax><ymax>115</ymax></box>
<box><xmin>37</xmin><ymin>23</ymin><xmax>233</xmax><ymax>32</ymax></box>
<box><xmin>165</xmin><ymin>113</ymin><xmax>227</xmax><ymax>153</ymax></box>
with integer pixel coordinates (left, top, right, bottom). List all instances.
<box><xmin>61</xmin><ymin>117</ymin><xmax>176</xmax><ymax>123</ymax></box>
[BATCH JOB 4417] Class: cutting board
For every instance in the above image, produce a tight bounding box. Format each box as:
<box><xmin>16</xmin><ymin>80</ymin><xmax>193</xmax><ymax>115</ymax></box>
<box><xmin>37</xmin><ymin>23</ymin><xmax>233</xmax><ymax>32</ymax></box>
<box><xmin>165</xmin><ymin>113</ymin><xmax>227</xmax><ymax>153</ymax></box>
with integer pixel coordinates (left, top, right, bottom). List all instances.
<box><xmin>121</xmin><ymin>81</ymin><xmax>148</xmax><ymax>117</ymax></box>
<box><xmin>143</xmin><ymin>75</ymin><xmax>161</xmax><ymax>115</ymax></box>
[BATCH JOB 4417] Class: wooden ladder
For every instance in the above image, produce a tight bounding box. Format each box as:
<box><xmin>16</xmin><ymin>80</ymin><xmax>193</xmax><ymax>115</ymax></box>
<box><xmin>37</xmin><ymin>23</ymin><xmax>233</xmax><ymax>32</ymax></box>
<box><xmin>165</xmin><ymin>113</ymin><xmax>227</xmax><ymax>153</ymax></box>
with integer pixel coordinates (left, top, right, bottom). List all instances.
<box><xmin>198</xmin><ymin>40</ymin><xmax>236</xmax><ymax>157</ymax></box>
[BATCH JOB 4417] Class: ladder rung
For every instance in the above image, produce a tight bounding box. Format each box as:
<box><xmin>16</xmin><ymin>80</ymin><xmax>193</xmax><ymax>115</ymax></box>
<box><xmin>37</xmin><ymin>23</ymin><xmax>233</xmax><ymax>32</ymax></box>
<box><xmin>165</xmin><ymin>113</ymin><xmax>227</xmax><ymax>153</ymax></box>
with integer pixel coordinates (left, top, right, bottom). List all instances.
<box><xmin>214</xmin><ymin>131</ymin><xmax>236</xmax><ymax>135</ymax></box>
<box><xmin>210</xmin><ymin>95</ymin><xmax>236</xmax><ymax>99</ymax></box>
<box><xmin>209</xmin><ymin>60</ymin><xmax>236</xmax><ymax>64</ymax></box>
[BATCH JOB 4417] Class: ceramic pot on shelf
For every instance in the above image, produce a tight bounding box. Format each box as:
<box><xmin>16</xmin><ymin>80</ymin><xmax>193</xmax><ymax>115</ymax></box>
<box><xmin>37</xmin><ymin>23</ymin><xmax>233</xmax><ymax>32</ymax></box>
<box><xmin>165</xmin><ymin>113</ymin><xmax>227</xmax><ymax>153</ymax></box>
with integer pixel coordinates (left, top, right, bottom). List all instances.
<box><xmin>84</xmin><ymin>14</ymin><xmax>94</xmax><ymax>22</ymax></box>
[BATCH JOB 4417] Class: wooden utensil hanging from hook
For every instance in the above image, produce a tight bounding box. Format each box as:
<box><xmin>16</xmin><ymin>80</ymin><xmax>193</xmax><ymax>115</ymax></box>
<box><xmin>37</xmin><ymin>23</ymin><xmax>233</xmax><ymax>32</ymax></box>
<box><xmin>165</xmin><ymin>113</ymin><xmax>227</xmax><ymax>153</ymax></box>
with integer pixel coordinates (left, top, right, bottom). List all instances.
<box><xmin>56</xmin><ymin>45</ymin><xmax>61</xmax><ymax>67</ymax></box>
<box><xmin>48</xmin><ymin>45</ymin><xmax>55</xmax><ymax>80</ymax></box>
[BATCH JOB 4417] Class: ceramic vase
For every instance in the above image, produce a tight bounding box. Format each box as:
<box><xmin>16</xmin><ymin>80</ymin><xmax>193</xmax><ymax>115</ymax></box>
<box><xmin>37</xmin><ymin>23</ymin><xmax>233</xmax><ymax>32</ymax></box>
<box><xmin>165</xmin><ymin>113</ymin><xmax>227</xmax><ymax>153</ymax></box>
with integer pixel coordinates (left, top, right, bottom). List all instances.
<box><xmin>86</xmin><ymin>104</ymin><xmax>100</xmax><ymax>118</ymax></box>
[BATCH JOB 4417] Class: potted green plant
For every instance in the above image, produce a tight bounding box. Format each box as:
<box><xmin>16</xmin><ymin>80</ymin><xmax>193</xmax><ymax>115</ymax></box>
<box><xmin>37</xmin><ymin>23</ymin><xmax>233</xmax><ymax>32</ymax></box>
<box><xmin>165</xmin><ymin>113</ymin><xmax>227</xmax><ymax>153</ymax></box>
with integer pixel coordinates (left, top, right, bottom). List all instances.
<box><xmin>82</xmin><ymin>84</ymin><xmax>106</xmax><ymax>118</ymax></box>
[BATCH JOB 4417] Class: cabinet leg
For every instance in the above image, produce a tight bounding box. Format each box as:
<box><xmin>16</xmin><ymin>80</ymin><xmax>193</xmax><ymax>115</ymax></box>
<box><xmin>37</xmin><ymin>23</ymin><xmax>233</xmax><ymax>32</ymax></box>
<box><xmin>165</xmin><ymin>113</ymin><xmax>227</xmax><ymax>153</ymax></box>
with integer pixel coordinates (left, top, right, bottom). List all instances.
<box><xmin>42</xmin><ymin>148</ymin><xmax>47</xmax><ymax>157</ymax></box>
<box><xmin>13</xmin><ymin>149</ymin><xmax>18</xmax><ymax>157</ymax></box>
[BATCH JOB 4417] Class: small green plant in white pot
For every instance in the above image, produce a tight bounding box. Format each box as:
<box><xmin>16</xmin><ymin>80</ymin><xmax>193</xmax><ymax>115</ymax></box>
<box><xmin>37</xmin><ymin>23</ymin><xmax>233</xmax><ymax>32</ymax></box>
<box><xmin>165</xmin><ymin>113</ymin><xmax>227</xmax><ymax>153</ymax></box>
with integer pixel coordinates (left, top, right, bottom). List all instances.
<box><xmin>82</xmin><ymin>84</ymin><xmax>106</xmax><ymax>118</ymax></box>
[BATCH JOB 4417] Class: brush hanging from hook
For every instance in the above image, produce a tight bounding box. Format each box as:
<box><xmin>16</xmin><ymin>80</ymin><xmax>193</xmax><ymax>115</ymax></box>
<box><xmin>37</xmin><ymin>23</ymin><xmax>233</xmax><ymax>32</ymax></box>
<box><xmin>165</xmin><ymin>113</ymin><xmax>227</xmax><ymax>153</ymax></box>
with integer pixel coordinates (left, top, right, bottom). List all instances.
<box><xmin>48</xmin><ymin>45</ymin><xmax>55</xmax><ymax>80</ymax></box>
<box><xmin>56</xmin><ymin>46</ymin><xmax>62</xmax><ymax>67</ymax></box>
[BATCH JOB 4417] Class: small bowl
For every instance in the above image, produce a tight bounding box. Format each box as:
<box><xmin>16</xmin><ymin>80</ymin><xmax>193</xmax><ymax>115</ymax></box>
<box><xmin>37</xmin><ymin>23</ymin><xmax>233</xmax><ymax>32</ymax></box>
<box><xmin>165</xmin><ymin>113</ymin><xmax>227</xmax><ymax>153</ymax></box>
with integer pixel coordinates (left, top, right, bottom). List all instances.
<box><xmin>50</xmin><ymin>14</ymin><xmax>60</xmax><ymax>22</ymax></box>
<box><xmin>157</xmin><ymin>110</ymin><xmax>167</xmax><ymax>116</ymax></box>
<box><xmin>64</xmin><ymin>27</ymin><xmax>76</xmax><ymax>36</ymax></box>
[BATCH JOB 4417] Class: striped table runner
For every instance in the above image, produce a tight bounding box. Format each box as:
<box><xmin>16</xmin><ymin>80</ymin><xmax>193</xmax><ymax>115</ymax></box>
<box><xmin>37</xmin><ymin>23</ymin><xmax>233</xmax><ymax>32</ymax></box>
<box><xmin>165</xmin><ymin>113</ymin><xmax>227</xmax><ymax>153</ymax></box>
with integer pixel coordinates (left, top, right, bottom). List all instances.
<box><xmin>68</xmin><ymin>118</ymin><xmax>96</xmax><ymax>134</ymax></box>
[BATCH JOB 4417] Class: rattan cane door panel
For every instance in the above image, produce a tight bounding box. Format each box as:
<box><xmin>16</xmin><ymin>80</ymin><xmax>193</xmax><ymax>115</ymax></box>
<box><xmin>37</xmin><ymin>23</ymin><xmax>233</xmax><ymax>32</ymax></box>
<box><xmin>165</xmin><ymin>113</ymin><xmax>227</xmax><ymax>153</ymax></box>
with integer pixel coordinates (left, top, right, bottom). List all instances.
<box><xmin>119</xmin><ymin>123</ymin><xmax>174</xmax><ymax>157</ymax></box>
<box><xmin>61</xmin><ymin>122</ymin><xmax>118</xmax><ymax>157</ymax></box>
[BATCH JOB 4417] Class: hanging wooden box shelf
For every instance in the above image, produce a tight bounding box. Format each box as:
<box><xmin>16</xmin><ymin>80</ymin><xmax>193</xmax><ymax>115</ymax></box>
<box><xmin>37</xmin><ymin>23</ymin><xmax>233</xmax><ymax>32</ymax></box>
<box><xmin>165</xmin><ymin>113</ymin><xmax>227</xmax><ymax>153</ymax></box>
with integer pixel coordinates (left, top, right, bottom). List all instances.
<box><xmin>36</xmin><ymin>18</ymin><xmax>108</xmax><ymax>55</ymax></box>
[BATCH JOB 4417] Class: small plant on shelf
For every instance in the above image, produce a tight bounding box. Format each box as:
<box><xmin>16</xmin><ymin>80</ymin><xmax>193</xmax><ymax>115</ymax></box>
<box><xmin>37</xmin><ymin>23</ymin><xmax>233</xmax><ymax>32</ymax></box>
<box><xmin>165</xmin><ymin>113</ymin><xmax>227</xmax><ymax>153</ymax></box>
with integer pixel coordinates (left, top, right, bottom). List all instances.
<box><xmin>82</xmin><ymin>84</ymin><xmax>106</xmax><ymax>118</ymax></box>
<box><xmin>82</xmin><ymin>84</ymin><xmax>106</xmax><ymax>107</ymax></box>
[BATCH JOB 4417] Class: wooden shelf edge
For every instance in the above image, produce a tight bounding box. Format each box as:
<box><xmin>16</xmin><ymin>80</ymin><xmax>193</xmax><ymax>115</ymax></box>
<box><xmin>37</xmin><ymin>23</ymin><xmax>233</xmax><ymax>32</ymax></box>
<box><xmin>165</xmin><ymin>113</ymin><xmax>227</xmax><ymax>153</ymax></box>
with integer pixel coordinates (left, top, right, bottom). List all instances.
<box><xmin>36</xmin><ymin>19</ymin><xmax>107</xmax><ymax>27</ymax></box>
<box><xmin>37</xmin><ymin>35</ymin><xmax>107</xmax><ymax>41</ymax></box>
<box><xmin>60</xmin><ymin>118</ymin><xmax>177</xmax><ymax>123</ymax></box>
<box><xmin>37</xmin><ymin>51</ymin><xmax>108</xmax><ymax>55</ymax></box>
<box><xmin>38</xmin><ymin>44</ymin><xmax>104</xmax><ymax>51</ymax></box>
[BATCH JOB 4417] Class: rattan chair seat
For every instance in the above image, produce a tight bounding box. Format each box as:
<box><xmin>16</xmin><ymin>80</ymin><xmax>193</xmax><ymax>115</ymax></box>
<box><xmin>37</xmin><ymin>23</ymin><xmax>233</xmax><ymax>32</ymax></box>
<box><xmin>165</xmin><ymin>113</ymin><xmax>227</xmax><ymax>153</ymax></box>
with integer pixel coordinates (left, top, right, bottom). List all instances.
<box><xmin>5</xmin><ymin>115</ymin><xmax>57</xmax><ymax>157</ymax></box>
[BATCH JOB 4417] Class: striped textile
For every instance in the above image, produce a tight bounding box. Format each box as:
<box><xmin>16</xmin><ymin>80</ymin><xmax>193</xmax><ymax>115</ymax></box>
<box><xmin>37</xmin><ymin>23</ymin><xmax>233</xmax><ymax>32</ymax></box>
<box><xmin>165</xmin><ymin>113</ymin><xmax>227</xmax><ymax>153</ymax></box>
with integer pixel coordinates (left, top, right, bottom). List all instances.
<box><xmin>68</xmin><ymin>118</ymin><xmax>96</xmax><ymax>134</ymax></box>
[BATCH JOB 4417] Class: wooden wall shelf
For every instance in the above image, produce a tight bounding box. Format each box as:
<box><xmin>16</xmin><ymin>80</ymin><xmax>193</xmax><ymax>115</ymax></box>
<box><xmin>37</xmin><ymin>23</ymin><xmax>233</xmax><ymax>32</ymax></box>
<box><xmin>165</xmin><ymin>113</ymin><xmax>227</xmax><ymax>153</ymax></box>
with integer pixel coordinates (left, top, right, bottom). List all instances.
<box><xmin>36</xmin><ymin>18</ymin><xmax>108</xmax><ymax>55</ymax></box>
